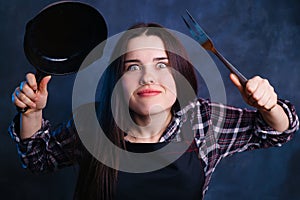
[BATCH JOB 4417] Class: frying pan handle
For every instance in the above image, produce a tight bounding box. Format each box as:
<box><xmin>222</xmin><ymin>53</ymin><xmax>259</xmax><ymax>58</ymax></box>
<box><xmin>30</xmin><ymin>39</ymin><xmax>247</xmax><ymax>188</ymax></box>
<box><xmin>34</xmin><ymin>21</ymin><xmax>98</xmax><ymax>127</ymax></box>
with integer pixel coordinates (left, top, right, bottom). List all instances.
<box><xmin>35</xmin><ymin>70</ymin><xmax>48</xmax><ymax>85</ymax></box>
<box><xmin>16</xmin><ymin>70</ymin><xmax>49</xmax><ymax>113</ymax></box>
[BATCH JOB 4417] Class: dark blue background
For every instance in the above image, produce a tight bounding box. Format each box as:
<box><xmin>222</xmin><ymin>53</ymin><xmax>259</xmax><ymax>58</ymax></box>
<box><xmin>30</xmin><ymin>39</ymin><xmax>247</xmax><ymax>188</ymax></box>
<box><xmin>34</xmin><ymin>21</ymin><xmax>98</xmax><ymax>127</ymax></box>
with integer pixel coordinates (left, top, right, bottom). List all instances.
<box><xmin>1</xmin><ymin>0</ymin><xmax>299</xmax><ymax>199</ymax></box>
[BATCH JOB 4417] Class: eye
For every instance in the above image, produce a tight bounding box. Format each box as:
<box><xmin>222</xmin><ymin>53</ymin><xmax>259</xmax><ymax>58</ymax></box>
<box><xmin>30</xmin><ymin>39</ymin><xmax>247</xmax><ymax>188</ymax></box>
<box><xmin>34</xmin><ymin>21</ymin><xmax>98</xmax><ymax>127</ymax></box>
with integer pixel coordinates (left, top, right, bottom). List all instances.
<box><xmin>156</xmin><ymin>62</ymin><xmax>168</xmax><ymax>69</ymax></box>
<box><xmin>127</xmin><ymin>64</ymin><xmax>142</xmax><ymax>71</ymax></box>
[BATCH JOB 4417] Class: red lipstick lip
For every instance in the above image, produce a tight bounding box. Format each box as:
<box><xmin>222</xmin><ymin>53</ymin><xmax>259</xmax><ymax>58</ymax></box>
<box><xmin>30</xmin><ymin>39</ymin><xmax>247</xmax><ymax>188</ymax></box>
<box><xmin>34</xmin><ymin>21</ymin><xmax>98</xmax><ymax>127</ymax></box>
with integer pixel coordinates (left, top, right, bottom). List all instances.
<box><xmin>137</xmin><ymin>89</ymin><xmax>162</xmax><ymax>96</ymax></box>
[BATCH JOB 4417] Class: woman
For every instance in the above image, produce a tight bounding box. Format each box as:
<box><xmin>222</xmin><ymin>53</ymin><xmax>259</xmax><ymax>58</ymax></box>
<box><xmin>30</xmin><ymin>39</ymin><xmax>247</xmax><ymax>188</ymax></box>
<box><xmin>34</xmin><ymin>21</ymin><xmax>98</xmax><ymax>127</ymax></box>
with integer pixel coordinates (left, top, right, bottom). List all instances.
<box><xmin>10</xmin><ymin>23</ymin><xmax>299</xmax><ymax>200</ymax></box>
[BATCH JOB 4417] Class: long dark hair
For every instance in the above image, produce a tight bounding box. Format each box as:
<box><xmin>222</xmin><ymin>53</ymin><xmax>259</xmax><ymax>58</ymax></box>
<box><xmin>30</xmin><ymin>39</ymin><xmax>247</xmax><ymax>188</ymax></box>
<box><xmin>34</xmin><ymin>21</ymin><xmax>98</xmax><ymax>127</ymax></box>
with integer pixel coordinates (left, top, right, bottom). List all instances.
<box><xmin>74</xmin><ymin>23</ymin><xmax>198</xmax><ymax>200</ymax></box>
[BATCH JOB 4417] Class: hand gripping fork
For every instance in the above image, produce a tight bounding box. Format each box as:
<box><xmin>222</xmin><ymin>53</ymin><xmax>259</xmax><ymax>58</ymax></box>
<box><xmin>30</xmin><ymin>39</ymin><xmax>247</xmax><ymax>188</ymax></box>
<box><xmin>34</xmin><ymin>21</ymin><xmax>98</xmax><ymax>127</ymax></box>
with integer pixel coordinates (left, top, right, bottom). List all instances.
<box><xmin>182</xmin><ymin>10</ymin><xmax>248</xmax><ymax>86</ymax></box>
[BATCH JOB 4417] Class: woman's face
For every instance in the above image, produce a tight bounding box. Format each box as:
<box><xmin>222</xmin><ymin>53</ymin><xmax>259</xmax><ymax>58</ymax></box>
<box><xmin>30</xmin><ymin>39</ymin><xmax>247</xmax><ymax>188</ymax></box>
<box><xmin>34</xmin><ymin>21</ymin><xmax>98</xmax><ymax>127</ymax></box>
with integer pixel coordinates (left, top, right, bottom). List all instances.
<box><xmin>121</xmin><ymin>34</ymin><xmax>177</xmax><ymax>117</ymax></box>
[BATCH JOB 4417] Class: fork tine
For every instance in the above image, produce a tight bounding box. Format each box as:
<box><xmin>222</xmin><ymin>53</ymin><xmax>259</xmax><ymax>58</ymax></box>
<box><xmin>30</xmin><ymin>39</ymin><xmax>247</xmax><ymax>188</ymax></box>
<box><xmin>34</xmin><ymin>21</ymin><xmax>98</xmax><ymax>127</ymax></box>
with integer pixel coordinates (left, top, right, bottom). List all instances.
<box><xmin>185</xmin><ymin>10</ymin><xmax>198</xmax><ymax>26</ymax></box>
<box><xmin>181</xmin><ymin>15</ymin><xmax>191</xmax><ymax>30</ymax></box>
<box><xmin>185</xmin><ymin>10</ymin><xmax>209</xmax><ymax>43</ymax></box>
<box><xmin>181</xmin><ymin>16</ymin><xmax>198</xmax><ymax>40</ymax></box>
<box><xmin>183</xmin><ymin>10</ymin><xmax>248</xmax><ymax>86</ymax></box>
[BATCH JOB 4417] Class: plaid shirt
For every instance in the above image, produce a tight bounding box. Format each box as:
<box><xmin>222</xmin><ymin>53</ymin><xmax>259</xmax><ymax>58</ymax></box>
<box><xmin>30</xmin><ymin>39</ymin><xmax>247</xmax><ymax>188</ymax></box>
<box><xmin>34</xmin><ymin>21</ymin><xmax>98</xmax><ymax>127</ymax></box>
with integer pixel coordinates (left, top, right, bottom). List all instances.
<box><xmin>9</xmin><ymin>98</ymin><xmax>299</xmax><ymax>199</ymax></box>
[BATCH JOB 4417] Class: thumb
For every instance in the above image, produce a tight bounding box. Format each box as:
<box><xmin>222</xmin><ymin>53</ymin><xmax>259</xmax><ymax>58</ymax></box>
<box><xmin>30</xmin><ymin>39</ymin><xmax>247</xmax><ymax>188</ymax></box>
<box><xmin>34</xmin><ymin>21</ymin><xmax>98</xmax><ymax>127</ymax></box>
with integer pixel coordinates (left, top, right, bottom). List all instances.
<box><xmin>38</xmin><ymin>75</ymin><xmax>51</xmax><ymax>94</ymax></box>
<box><xmin>230</xmin><ymin>73</ymin><xmax>244</xmax><ymax>93</ymax></box>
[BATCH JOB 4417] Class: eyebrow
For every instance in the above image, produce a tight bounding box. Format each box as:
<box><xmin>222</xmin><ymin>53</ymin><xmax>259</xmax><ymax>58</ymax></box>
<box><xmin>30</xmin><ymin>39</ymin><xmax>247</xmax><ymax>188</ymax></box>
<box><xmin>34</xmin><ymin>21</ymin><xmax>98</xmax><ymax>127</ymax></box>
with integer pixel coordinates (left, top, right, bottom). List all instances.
<box><xmin>124</xmin><ymin>57</ymin><xmax>168</xmax><ymax>64</ymax></box>
<box><xmin>124</xmin><ymin>59</ymin><xmax>140</xmax><ymax>64</ymax></box>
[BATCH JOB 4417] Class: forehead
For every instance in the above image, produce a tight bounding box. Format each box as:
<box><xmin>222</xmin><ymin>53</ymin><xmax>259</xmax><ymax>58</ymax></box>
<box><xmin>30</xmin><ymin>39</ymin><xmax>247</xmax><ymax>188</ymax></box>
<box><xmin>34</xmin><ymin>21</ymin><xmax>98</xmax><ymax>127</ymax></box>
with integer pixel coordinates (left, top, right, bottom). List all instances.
<box><xmin>126</xmin><ymin>35</ymin><xmax>166</xmax><ymax>52</ymax></box>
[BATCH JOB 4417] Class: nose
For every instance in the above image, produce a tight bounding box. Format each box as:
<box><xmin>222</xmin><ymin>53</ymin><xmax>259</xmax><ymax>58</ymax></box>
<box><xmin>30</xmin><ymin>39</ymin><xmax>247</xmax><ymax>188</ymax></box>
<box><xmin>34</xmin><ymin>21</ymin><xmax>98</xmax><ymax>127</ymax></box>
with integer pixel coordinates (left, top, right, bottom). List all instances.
<box><xmin>139</xmin><ymin>66</ymin><xmax>156</xmax><ymax>85</ymax></box>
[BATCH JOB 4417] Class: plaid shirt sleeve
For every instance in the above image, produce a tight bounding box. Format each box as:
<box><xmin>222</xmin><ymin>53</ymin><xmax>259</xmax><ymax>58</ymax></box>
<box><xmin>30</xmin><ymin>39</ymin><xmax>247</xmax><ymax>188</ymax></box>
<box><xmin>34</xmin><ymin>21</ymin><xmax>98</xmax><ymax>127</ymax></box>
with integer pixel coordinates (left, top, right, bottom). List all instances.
<box><xmin>8</xmin><ymin>114</ymin><xmax>82</xmax><ymax>173</ymax></box>
<box><xmin>188</xmin><ymin>98</ymin><xmax>299</xmax><ymax>196</ymax></box>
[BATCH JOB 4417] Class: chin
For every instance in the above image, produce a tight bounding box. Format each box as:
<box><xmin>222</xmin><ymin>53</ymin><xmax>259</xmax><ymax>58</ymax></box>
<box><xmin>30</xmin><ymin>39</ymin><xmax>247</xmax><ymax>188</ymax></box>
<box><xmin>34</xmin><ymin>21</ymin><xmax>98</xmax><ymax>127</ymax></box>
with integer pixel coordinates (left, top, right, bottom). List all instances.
<box><xmin>132</xmin><ymin>104</ymin><xmax>173</xmax><ymax>117</ymax></box>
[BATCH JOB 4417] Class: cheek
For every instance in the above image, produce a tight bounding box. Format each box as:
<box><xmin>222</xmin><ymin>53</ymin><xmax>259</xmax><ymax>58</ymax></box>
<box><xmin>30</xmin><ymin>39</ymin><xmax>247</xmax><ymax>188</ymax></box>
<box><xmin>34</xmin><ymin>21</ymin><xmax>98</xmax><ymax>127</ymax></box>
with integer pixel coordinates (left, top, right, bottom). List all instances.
<box><xmin>161</xmin><ymin>73</ymin><xmax>177</xmax><ymax>97</ymax></box>
<box><xmin>121</xmin><ymin>75</ymin><xmax>137</xmax><ymax>102</ymax></box>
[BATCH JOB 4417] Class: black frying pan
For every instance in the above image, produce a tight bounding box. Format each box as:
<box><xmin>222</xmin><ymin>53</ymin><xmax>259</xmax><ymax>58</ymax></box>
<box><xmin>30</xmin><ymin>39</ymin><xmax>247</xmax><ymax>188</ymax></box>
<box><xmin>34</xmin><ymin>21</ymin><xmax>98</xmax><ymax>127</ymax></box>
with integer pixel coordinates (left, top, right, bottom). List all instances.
<box><xmin>18</xmin><ymin>1</ymin><xmax>107</xmax><ymax>112</ymax></box>
<box><xmin>24</xmin><ymin>1</ymin><xmax>107</xmax><ymax>83</ymax></box>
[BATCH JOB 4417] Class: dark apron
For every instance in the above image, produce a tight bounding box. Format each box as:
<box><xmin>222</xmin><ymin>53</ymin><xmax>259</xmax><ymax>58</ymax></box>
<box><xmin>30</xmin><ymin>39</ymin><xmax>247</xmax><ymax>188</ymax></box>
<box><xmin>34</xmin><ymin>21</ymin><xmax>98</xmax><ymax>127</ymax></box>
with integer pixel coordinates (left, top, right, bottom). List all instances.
<box><xmin>116</xmin><ymin>140</ymin><xmax>204</xmax><ymax>200</ymax></box>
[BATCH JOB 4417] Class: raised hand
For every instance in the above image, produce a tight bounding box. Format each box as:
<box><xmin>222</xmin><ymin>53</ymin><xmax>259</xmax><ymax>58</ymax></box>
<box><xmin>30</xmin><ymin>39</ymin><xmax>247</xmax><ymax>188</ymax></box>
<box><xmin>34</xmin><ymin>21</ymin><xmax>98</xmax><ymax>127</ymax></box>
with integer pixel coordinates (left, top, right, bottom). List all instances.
<box><xmin>12</xmin><ymin>73</ymin><xmax>51</xmax><ymax>115</ymax></box>
<box><xmin>230</xmin><ymin>73</ymin><xmax>289</xmax><ymax>132</ymax></box>
<box><xmin>230</xmin><ymin>73</ymin><xmax>277</xmax><ymax>111</ymax></box>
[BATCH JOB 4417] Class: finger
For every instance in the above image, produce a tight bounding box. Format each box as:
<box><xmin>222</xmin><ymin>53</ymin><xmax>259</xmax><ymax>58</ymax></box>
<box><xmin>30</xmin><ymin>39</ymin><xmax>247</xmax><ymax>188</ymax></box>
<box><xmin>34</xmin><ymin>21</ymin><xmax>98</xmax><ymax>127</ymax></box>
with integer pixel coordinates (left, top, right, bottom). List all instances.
<box><xmin>20</xmin><ymin>81</ymin><xmax>36</xmax><ymax>100</ymax></box>
<box><xmin>247</xmin><ymin>96</ymin><xmax>256</xmax><ymax>107</ymax></box>
<box><xmin>230</xmin><ymin>73</ymin><xmax>244</xmax><ymax>93</ymax></box>
<box><xmin>265</xmin><ymin>92</ymin><xmax>277</xmax><ymax>111</ymax></box>
<box><xmin>256</xmin><ymin>90</ymin><xmax>271</xmax><ymax>108</ymax></box>
<box><xmin>248</xmin><ymin>77</ymin><xmax>278</xmax><ymax>110</ymax></box>
<box><xmin>261</xmin><ymin>95</ymin><xmax>273</xmax><ymax>110</ymax></box>
<box><xmin>249</xmin><ymin>79</ymin><xmax>268</xmax><ymax>102</ymax></box>
<box><xmin>256</xmin><ymin>93</ymin><xmax>278</xmax><ymax>111</ymax></box>
<box><xmin>12</xmin><ymin>92</ymin><xmax>27</xmax><ymax>108</ymax></box>
<box><xmin>38</xmin><ymin>76</ymin><xmax>51</xmax><ymax>94</ymax></box>
<box><xmin>255</xmin><ymin>79</ymin><xmax>275</xmax><ymax>107</ymax></box>
<box><xmin>15</xmin><ymin>88</ymin><xmax>36</xmax><ymax>108</ymax></box>
<box><xmin>245</xmin><ymin>76</ymin><xmax>261</xmax><ymax>97</ymax></box>
<box><xmin>26</xmin><ymin>73</ymin><xmax>37</xmax><ymax>91</ymax></box>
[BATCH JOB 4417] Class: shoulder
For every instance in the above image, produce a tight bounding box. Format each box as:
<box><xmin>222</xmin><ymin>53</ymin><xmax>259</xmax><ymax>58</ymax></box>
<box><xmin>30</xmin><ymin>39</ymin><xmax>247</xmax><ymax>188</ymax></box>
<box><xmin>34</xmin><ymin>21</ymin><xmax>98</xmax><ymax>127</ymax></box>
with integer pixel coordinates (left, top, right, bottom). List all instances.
<box><xmin>176</xmin><ymin>98</ymin><xmax>211</xmax><ymax>115</ymax></box>
<box><xmin>175</xmin><ymin>98</ymin><xmax>229</xmax><ymax>118</ymax></box>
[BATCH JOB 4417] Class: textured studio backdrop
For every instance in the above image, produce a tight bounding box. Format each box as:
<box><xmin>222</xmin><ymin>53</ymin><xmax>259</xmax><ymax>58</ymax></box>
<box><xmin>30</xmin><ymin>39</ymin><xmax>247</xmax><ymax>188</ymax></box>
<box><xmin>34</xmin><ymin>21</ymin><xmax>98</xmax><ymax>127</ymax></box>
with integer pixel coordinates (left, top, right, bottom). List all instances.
<box><xmin>0</xmin><ymin>0</ymin><xmax>300</xmax><ymax>199</ymax></box>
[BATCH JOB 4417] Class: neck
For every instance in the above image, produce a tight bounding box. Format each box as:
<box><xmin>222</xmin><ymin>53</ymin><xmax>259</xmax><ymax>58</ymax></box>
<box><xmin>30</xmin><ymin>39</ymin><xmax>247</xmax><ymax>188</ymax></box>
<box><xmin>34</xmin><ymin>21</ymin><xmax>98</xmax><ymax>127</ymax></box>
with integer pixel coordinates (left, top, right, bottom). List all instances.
<box><xmin>126</xmin><ymin>110</ymin><xmax>172</xmax><ymax>143</ymax></box>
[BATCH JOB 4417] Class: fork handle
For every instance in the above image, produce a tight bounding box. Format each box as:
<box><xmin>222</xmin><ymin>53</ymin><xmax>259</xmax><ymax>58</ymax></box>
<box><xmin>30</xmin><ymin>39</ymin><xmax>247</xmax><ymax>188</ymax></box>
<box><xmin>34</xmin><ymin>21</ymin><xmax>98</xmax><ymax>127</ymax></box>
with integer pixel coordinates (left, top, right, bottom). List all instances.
<box><xmin>212</xmin><ymin>48</ymin><xmax>248</xmax><ymax>87</ymax></box>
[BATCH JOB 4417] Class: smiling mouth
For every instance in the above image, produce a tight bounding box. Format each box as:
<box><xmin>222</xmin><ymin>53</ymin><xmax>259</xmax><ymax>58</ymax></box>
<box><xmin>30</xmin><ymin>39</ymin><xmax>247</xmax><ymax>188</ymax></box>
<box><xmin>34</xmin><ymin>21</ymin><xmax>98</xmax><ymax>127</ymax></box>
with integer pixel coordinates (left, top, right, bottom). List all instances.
<box><xmin>137</xmin><ymin>89</ymin><xmax>162</xmax><ymax>97</ymax></box>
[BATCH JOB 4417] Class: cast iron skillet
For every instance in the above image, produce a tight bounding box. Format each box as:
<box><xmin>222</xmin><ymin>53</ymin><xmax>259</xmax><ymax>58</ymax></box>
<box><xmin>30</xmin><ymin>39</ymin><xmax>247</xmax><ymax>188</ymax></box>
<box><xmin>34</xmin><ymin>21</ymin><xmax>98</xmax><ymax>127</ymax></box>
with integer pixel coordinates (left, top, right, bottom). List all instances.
<box><xmin>18</xmin><ymin>1</ymin><xmax>107</xmax><ymax>112</ymax></box>
<box><xmin>24</xmin><ymin>1</ymin><xmax>107</xmax><ymax>83</ymax></box>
